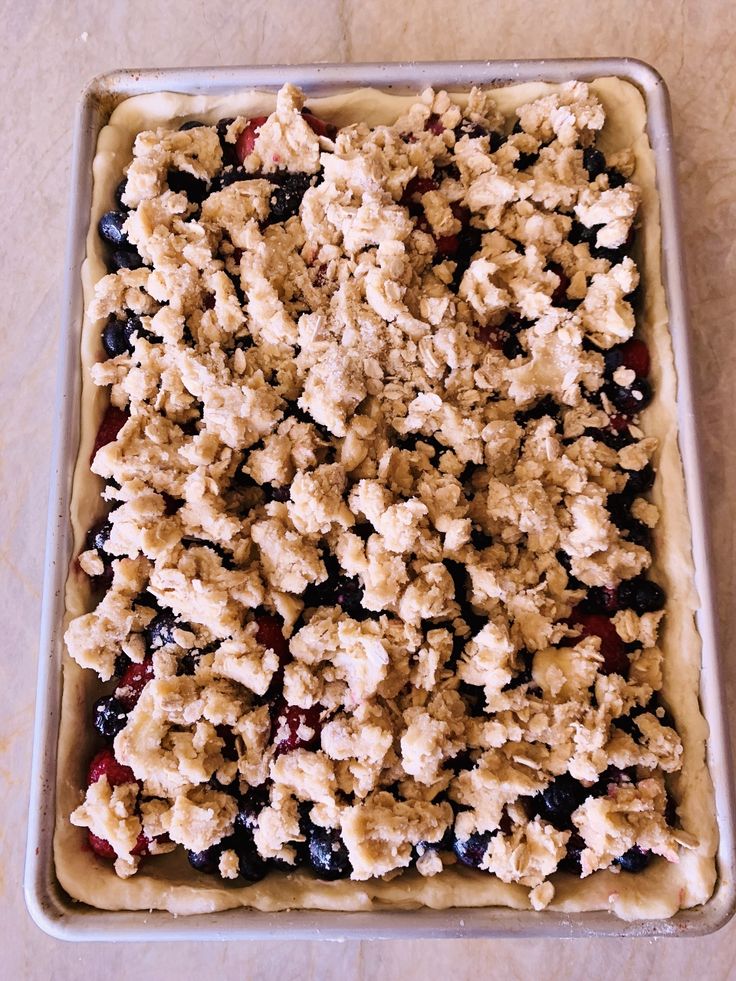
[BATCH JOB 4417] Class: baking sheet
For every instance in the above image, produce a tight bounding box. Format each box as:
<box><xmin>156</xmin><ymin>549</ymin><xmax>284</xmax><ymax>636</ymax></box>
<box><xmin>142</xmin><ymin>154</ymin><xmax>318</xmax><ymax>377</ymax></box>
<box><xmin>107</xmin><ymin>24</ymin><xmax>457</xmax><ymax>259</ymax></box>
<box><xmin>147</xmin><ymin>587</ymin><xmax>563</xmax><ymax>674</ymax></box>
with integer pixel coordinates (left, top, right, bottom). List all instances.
<box><xmin>24</xmin><ymin>58</ymin><xmax>736</xmax><ymax>940</ymax></box>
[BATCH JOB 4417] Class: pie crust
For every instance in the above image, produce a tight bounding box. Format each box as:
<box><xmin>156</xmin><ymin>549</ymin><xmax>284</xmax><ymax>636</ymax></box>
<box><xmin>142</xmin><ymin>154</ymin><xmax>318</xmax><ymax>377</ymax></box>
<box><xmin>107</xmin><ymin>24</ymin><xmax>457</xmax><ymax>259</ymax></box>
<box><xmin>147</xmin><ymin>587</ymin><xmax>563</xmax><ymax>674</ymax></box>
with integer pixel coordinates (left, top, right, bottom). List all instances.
<box><xmin>53</xmin><ymin>77</ymin><xmax>717</xmax><ymax>920</ymax></box>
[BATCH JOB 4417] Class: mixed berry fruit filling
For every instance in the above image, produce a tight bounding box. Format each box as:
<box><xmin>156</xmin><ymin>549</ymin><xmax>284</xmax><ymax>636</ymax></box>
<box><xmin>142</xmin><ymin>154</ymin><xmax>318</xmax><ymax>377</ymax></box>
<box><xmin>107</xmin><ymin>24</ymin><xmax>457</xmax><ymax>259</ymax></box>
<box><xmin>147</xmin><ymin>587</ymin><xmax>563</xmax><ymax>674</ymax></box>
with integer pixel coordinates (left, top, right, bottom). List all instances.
<box><xmin>67</xmin><ymin>81</ymin><xmax>689</xmax><ymax>900</ymax></box>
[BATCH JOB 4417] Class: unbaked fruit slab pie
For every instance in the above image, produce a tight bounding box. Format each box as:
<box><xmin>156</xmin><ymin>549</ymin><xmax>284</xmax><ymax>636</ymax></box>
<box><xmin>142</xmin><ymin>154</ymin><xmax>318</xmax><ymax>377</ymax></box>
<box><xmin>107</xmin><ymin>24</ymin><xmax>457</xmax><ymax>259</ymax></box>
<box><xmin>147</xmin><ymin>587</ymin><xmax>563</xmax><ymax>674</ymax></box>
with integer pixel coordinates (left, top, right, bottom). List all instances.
<box><xmin>55</xmin><ymin>76</ymin><xmax>717</xmax><ymax>920</ymax></box>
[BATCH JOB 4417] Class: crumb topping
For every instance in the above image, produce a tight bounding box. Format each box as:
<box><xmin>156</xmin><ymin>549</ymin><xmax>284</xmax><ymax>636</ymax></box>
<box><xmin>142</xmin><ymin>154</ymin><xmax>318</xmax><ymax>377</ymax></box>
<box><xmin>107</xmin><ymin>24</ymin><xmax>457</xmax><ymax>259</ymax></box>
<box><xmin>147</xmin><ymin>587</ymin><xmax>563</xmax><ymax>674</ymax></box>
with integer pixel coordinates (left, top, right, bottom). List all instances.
<box><xmin>67</xmin><ymin>81</ymin><xmax>686</xmax><ymax>898</ymax></box>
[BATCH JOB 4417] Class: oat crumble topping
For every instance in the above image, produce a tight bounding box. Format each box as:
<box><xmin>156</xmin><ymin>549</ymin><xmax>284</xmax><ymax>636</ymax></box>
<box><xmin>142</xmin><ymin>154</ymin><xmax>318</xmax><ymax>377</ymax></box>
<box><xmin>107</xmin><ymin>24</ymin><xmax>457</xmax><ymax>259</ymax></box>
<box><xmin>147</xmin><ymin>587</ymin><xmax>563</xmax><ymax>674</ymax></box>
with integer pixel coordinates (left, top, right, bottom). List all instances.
<box><xmin>68</xmin><ymin>81</ymin><xmax>687</xmax><ymax>901</ymax></box>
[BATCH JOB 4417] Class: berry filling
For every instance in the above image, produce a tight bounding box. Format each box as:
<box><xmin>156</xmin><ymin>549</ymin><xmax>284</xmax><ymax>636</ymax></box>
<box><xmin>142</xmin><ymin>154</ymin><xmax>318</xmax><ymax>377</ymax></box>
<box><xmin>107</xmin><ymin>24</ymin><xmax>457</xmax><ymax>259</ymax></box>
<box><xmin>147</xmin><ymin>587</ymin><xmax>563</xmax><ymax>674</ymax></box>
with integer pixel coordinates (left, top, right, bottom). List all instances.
<box><xmin>235</xmin><ymin>116</ymin><xmax>268</xmax><ymax>163</ymax></box>
<box><xmin>69</xmin><ymin>83</ymin><xmax>683</xmax><ymax>896</ymax></box>
<box><xmin>569</xmin><ymin>609</ymin><xmax>629</xmax><ymax>676</ymax></box>
<box><xmin>87</xmin><ymin>747</ymin><xmax>137</xmax><ymax>788</ymax></box>
<box><xmin>91</xmin><ymin>406</ymin><xmax>128</xmax><ymax>460</ymax></box>
<box><xmin>115</xmin><ymin>658</ymin><xmax>154</xmax><ymax>711</ymax></box>
<box><xmin>271</xmin><ymin>700</ymin><xmax>322</xmax><ymax>754</ymax></box>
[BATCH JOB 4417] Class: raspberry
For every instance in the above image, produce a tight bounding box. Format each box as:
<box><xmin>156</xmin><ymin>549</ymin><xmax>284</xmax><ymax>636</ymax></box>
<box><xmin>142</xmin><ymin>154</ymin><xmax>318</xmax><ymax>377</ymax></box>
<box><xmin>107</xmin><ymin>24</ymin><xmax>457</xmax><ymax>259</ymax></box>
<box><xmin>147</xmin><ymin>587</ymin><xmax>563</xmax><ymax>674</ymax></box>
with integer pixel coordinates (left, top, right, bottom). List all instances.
<box><xmin>301</xmin><ymin>110</ymin><xmax>337</xmax><ymax>140</ymax></box>
<box><xmin>400</xmin><ymin>176</ymin><xmax>438</xmax><ymax>203</ymax></box>
<box><xmin>569</xmin><ymin>608</ymin><xmax>629</xmax><ymax>676</ymax></box>
<box><xmin>619</xmin><ymin>338</ymin><xmax>650</xmax><ymax>378</ymax></box>
<box><xmin>115</xmin><ymin>657</ymin><xmax>154</xmax><ymax>710</ymax></box>
<box><xmin>235</xmin><ymin>115</ymin><xmax>268</xmax><ymax>163</ymax></box>
<box><xmin>87</xmin><ymin>747</ymin><xmax>136</xmax><ymax>788</ymax></box>
<box><xmin>254</xmin><ymin>615</ymin><xmax>290</xmax><ymax>666</ymax></box>
<box><xmin>271</xmin><ymin>700</ymin><xmax>321</xmax><ymax>753</ymax></box>
<box><xmin>91</xmin><ymin>406</ymin><xmax>127</xmax><ymax>461</ymax></box>
<box><xmin>88</xmin><ymin>830</ymin><xmax>149</xmax><ymax>860</ymax></box>
<box><xmin>548</xmin><ymin>262</ymin><xmax>571</xmax><ymax>306</ymax></box>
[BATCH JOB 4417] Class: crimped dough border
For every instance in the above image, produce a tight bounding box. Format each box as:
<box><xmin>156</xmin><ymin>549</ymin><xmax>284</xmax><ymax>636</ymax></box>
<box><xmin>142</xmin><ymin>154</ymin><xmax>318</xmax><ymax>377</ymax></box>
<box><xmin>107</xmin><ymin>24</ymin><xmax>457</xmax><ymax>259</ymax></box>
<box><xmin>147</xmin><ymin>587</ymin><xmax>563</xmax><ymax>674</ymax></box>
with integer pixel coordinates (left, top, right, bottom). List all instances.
<box><xmin>54</xmin><ymin>77</ymin><xmax>717</xmax><ymax>921</ymax></box>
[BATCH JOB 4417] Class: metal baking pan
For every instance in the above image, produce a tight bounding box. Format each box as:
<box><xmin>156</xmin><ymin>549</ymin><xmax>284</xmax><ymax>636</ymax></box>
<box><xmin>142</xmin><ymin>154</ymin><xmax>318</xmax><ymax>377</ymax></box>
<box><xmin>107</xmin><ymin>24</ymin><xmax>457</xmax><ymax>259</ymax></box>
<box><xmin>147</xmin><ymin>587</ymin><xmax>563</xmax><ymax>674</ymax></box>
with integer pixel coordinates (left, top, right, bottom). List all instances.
<box><xmin>24</xmin><ymin>58</ymin><xmax>736</xmax><ymax>940</ymax></box>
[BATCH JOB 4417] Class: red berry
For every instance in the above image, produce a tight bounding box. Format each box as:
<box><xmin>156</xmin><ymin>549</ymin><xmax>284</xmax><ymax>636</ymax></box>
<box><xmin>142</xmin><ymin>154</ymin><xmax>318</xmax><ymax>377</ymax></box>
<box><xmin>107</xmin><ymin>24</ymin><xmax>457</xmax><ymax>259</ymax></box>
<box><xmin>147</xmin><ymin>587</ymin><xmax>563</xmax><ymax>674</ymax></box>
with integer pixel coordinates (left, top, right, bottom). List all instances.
<box><xmin>88</xmin><ymin>830</ymin><xmax>149</xmax><ymax>860</ymax></box>
<box><xmin>619</xmin><ymin>339</ymin><xmax>650</xmax><ymax>378</ymax></box>
<box><xmin>271</xmin><ymin>700</ymin><xmax>321</xmax><ymax>753</ymax></box>
<box><xmin>598</xmin><ymin>586</ymin><xmax>620</xmax><ymax>614</ymax></box>
<box><xmin>235</xmin><ymin>115</ymin><xmax>268</xmax><ymax>163</ymax></box>
<box><xmin>549</xmin><ymin>263</ymin><xmax>571</xmax><ymax>306</ymax></box>
<box><xmin>254</xmin><ymin>615</ymin><xmax>290</xmax><ymax>666</ymax></box>
<box><xmin>115</xmin><ymin>657</ymin><xmax>154</xmax><ymax>710</ymax></box>
<box><xmin>91</xmin><ymin>406</ymin><xmax>127</xmax><ymax>461</ymax></box>
<box><xmin>88</xmin><ymin>831</ymin><xmax>116</xmax><ymax>859</ymax></box>
<box><xmin>450</xmin><ymin>202</ymin><xmax>469</xmax><ymax>223</ymax></box>
<box><xmin>87</xmin><ymin>747</ymin><xmax>137</xmax><ymax>788</ymax></box>
<box><xmin>435</xmin><ymin>234</ymin><xmax>460</xmax><ymax>256</ymax></box>
<box><xmin>132</xmin><ymin>832</ymin><xmax>150</xmax><ymax>856</ymax></box>
<box><xmin>476</xmin><ymin>323</ymin><xmax>505</xmax><ymax>349</ymax></box>
<box><xmin>301</xmin><ymin>111</ymin><xmax>337</xmax><ymax>140</ymax></box>
<box><xmin>424</xmin><ymin>114</ymin><xmax>445</xmax><ymax>135</ymax></box>
<box><xmin>569</xmin><ymin>609</ymin><xmax>629</xmax><ymax>676</ymax></box>
<box><xmin>608</xmin><ymin>413</ymin><xmax>631</xmax><ymax>433</ymax></box>
<box><xmin>400</xmin><ymin>176</ymin><xmax>439</xmax><ymax>203</ymax></box>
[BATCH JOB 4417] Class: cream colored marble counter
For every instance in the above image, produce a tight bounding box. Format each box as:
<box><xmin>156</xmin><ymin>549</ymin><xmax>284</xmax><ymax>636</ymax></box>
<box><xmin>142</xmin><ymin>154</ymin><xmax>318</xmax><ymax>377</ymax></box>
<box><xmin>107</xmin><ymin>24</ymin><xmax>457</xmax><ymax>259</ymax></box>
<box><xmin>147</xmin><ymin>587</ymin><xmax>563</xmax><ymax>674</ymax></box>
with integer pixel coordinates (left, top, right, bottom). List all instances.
<box><xmin>2</xmin><ymin>1</ymin><xmax>735</xmax><ymax>977</ymax></box>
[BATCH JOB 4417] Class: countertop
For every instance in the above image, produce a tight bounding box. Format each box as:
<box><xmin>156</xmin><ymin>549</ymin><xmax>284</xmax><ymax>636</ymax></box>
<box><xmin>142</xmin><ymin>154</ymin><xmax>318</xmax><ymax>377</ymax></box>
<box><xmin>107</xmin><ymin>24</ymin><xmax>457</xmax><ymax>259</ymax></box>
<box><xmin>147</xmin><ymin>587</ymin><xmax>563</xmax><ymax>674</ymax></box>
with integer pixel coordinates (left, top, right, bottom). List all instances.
<box><xmin>2</xmin><ymin>1</ymin><xmax>735</xmax><ymax>977</ymax></box>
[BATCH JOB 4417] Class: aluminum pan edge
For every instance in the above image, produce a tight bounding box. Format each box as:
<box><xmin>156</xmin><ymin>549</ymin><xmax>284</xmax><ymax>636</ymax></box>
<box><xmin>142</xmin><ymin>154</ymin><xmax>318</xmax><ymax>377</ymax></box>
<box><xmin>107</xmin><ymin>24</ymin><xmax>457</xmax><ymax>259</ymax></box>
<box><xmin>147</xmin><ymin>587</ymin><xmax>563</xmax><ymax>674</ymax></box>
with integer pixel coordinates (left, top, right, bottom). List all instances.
<box><xmin>24</xmin><ymin>57</ymin><xmax>736</xmax><ymax>941</ymax></box>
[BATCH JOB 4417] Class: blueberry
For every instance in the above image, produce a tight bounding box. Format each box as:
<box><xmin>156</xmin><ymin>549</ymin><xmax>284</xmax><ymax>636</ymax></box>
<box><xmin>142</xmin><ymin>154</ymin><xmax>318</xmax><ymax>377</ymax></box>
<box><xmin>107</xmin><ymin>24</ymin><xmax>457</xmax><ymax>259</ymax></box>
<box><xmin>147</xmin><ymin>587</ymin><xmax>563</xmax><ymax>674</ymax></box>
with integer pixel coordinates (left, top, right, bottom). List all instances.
<box><xmin>450</xmin><ymin>225</ymin><xmax>483</xmax><ymax>290</ymax></box>
<box><xmin>307</xmin><ymin>826</ymin><xmax>352</xmax><ymax>880</ymax></box>
<box><xmin>443</xmin><ymin>559</ymin><xmax>467</xmax><ymax>600</ymax></box>
<box><xmin>603</xmin><ymin>348</ymin><xmax>624</xmax><ymax>376</ymax></box>
<box><xmin>516</xmin><ymin>150</ymin><xmax>539</xmax><ymax>170</ymax></box>
<box><xmin>114</xmin><ymin>653</ymin><xmax>132</xmax><ymax>677</ymax></box>
<box><xmin>215</xmin><ymin>118</ymin><xmax>240</xmax><ymax>168</ymax></box>
<box><xmin>187</xmin><ymin>845</ymin><xmax>221</xmax><ymax>874</ymax></box>
<box><xmin>86</xmin><ymin>519</ymin><xmax>112</xmax><ymax>555</ymax></box>
<box><xmin>534</xmin><ymin>773</ymin><xmax>587</xmax><ymax>830</ymax></box>
<box><xmin>592</xmin><ymin>241</ymin><xmax>630</xmax><ymax>265</ymax></box>
<box><xmin>502</xmin><ymin>332</ymin><xmax>524</xmax><ymax>360</ymax></box>
<box><xmin>620</xmin><ymin>518</ymin><xmax>652</xmax><ymax>549</ymax></box>
<box><xmin>114</xmin><ymin>179</ymin><xmax>129</xmax><ymax>210</ymax></box>
<box><xmin>503</xmin><ymin>648</ymin><xmax>534</xmax><ymax>691</ymax></box>
<box><xmin>615</xmin><ymin>845</ymin><xmax>651</xmax><ymax>873</ymax></box>
<box><xmin>453</xmin><ymin>831</ymin><xmax>493</xmax><ymax>869</ymax></box>
<box><xmin>332</xmin><ymin>575</ymin><xmax>367</xmax><ymax>619</ymax></box>
<box><xmin>261</xmin><ymin>483</ymin><xmax>290</xmax><ymax>504</ymax></box>
<box><xmin>179</xmin><ymin>119</ymin><xmax>206</xmax><ymax>130</ymax></box>
<box><xmin>618</xmin><ymin>577</ymin><xmax>666</xmax><ymax>614</ymax></box>
<box><xmin>470</xmin><ymin>526</ymin><xmax>493</xmax><ymax>550</ymax></box>
<box><xmin>109</xmin><ymin>248</ymin><xmax>144</xmax><ymax>271</ymax></box>
<box><xmin>178</xmin><ymin>650</ymin><xmax>202</xmax><ymax>676</ymax></box>
<box><xmin>414</xmin><ymin>827</ymin><xmax>455</xmax><ymax>862</ymax></box>
<box><xmin>98</xmin><ymin>210</ymin><xmax>129</xmax><ymax>246</ymax></box>
<box><xmin>233</xmin><ymin>832</ymin><xmax>268</xmax><ymax>882</ymax></box>
<box><xmin>93</xmin><ymin>695</ymin><xmax>128</xmax><ymax>740</ymax></box>
<box><xmin>606</xmin><ymin>491</ymin><xmax>633</xmax><ymax>528</ymax></box>
<box><xmin>302</xmin><ymin>554</ymin><xmax>368</xmax><ymax>619</ymax></box>
<box><xmin>265</xmin><ymin>172</ymin><xmax>315</xmax><ymax>224</ymax></box>
<box><xmin>102</xmin><ymin>318</ymin><xmax>132</xmax><ymax>358</ymax></box>
<box><xmin>454</xmin><ymin>119</ymin><xmax>494</xmax><ymax>142</ymax></box>
<box><xmin>145</xmin><ymin>609</ymin><xmax>184</xmax><ymax>650</ymax></box>
<box><xmin>210</xmin><ymin>167</ymin><xmax>247</xmax><ymax>193</ymax></box>
<box><xmin>515</xmin><ymin>395</ymin><xmax>560</xmax><ymax>426</ymax></box>
<box><xmin>234</xmin><ymin>785</ymin><xmax>270</xmax><ymax>835</ymax></box>
<box><xmin>613</xmin><ymin>712</ymin><xmax>640</xmax><ymax>739</ymax></box>
<box><xmin>623</xmin><ymin>463</ymin><xmax>655</xmax><ymax>495</ymax></box>
<box><xmin>583</xmin><ymin>147</ymin><xmax>607</xmax><ymax>180</ymax></box>
<box><xmin>603</xmin><ymin>378</ymin><xmax>652</xmax><ymax>414</ymax></box>
<box><xmin>559</xmin><ymin>832</ymin><xmax>585</xmax><ymax>875</ymax></box>
<box><xmin>568</xmin><ymin>221</ymin><xmax>598</xmax><ymax>247</ymax></box>
<box><xmin>579</xmin><ymin>585</ymin><xmax>620</xmax><ymax>615</ymax></box>
<box><xmin>607</xmin><ymin>169</ymin><xmax>627</xmax><ymax>189</ymax></box>
<box><xmin>588</xmin><ymin>426</ymin><xmax>634</xmax><ymax>451</ymax></box>
<box><xmin>167</xmin><ymin>168</ymin><xmax>209</xmax><ymax>203</ymax></box>
<box><xmin>216</xmin><ymin>724</ymin><xmax>239</xmax><ymax>762</ymax></box>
